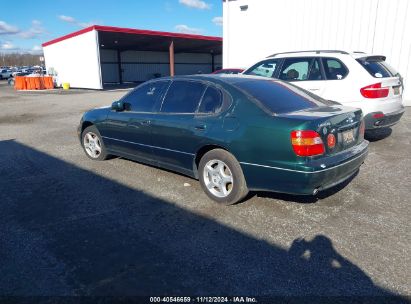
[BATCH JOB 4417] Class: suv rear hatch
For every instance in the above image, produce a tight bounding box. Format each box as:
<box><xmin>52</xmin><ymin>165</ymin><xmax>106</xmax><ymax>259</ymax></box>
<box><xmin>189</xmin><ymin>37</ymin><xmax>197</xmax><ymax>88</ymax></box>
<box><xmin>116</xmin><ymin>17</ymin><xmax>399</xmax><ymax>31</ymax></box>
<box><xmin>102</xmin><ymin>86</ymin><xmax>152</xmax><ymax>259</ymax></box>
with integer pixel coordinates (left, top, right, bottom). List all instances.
<box><xmin>357</xmin><ymin>55</ymin><xmax>403</xmax><ymax>99</ymax></box>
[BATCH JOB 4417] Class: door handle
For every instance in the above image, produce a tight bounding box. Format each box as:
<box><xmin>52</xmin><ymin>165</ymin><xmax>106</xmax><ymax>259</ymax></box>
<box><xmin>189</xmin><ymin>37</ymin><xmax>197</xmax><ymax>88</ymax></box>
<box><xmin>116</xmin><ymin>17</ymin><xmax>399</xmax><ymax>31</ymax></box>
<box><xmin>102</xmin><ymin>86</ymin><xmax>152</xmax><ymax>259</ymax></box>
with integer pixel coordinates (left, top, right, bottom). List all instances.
<box><xmin>141</xmin><ymin>120</ymin><xmax>151</xmax><ymax>125</ymax></box>
<box><xmin>194</xmin><ymin>125</ymin><xmax>206</xmax><ymax>131</ymax></box>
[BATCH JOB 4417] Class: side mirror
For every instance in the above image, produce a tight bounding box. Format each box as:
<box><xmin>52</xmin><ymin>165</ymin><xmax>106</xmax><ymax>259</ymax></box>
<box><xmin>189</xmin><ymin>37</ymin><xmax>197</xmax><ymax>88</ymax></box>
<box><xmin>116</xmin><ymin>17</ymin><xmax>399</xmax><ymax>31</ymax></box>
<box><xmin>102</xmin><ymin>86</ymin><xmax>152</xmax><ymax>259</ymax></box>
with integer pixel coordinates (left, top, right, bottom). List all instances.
<box><xmin>111</xmin><ymin>100</ymin><xmax>125</xmax><ymax>111</ymax></box>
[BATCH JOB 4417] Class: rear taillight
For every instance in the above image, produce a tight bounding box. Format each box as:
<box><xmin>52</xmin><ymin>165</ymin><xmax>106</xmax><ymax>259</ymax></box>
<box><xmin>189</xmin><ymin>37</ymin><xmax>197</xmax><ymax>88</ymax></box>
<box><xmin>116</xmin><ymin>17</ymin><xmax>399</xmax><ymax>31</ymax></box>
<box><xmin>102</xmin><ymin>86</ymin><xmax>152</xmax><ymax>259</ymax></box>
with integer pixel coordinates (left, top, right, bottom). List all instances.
<box><xmin>359</xmin><ymin>120</ymin><xmax>365</xmax><ymax>140</ymax></box>
<box><xmin>327</xmin><ymin>134</ymin><xmax>336</xmax><ymax>149</ymax></box>
<box><xmin>291</xmin><ymin>130</ymin><xmax>325</xmax><ymax>156</ymax></box>
<box><xmin>373</xmin><ymin>113</ymin><xmax>384</xmax><ymax>119</ymax></box>
<box><xmin>360</xmin><ymin>83</ymin><xmax>389</xmax><ymax>98</ymax></box>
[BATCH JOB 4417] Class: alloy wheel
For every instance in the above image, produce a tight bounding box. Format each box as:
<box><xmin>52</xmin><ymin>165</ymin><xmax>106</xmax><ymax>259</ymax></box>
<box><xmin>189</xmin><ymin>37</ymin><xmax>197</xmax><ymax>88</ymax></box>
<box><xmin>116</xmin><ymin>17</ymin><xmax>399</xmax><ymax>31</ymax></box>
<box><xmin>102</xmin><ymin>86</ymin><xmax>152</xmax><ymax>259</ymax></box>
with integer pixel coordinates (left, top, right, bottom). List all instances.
<box><xmin>203</xmin><ymin>159</ymin><xmax>233</xmax><ymax>198</ymax></box>
<box><xmin>83</xmin><ymin>132</ymin><xmax>102</xmax><ymax>159</ymax></box>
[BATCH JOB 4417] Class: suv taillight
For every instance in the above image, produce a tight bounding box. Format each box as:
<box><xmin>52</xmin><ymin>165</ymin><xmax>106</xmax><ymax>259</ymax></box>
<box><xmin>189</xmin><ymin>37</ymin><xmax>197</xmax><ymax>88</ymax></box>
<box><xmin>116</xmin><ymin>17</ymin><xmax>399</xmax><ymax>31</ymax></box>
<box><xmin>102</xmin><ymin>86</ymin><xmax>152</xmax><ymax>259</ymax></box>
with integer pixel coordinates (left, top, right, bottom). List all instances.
<box><xmin>291</xmin><ymin>130</ymin><xmax>325</xmax><ymax>156</ymax></box>
<box><xmin>360</xmin><ymin>83</ymin><xmax>389</xmax><ymax>98</ymax></box>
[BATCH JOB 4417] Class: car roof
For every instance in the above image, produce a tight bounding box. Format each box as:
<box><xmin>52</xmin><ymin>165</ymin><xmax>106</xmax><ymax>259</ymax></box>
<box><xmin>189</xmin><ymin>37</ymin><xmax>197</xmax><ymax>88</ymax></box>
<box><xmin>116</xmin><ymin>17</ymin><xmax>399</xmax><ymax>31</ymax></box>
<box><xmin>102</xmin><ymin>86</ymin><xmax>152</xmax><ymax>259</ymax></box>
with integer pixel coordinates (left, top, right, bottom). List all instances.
<box><xmin>217</xmin><ymin>68</ymin><xmax>244</xmax><ymax>71</ymax></box>
<box><xmin>266</xmin><ymin>50</ymin><xmax>377</xmax><ymax>59</ymax></box>
<box><xmin>153</xmin><ymin>74</ymin><xmax>277</xmax><ymax>85</ymax></box>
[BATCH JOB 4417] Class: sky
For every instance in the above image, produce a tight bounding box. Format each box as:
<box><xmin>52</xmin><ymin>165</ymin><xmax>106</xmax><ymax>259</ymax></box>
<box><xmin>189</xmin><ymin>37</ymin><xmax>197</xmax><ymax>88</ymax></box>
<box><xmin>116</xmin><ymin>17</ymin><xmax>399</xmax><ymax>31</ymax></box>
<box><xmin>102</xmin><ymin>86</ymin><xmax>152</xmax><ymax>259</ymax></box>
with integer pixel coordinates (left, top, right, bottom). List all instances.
<box><xmin>0</xmin><ymin>0</ymin><xmax>223</xmax><ymax>54</ymax></box>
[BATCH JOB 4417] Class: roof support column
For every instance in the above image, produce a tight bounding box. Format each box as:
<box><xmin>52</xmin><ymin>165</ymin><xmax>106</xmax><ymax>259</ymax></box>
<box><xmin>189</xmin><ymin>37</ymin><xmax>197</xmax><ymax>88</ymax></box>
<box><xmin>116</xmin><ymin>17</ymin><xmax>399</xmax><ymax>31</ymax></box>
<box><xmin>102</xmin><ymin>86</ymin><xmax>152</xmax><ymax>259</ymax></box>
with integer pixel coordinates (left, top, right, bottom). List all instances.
<box><xmin>117</xmin><ymin>49</ymin><xmax>123</xmax><ymax>84</ymax></box>
<box><xmin>211</xmin><ymin>52</ymin><xmax>215</xmax><ymax>72</ymax></box>
<box><xmin>169</xmin><ymin>40</ymin><xmax>175</xmax><ymax>77</ymax></box>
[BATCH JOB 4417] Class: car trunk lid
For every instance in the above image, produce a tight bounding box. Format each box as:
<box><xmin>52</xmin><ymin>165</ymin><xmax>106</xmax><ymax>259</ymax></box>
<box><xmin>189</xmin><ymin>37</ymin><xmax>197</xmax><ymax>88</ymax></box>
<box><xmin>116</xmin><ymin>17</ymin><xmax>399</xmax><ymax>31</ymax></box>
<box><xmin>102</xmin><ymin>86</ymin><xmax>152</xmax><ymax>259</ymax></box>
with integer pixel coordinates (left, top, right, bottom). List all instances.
<box><xmin>280</xmin><ymin>106</ymin><xmax>364</xmax><ymax>155</ymax></box>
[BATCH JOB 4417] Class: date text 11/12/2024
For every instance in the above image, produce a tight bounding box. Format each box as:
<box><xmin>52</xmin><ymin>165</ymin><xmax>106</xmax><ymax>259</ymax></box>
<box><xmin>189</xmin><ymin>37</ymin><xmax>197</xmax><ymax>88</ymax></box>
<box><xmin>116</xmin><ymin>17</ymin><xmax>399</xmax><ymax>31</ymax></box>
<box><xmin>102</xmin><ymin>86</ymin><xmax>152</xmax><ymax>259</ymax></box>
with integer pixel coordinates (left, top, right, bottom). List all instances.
<box><xmin>149</xmin><ymin>296</ymin><xmax>257</xmax><ymax>303</ymax></box>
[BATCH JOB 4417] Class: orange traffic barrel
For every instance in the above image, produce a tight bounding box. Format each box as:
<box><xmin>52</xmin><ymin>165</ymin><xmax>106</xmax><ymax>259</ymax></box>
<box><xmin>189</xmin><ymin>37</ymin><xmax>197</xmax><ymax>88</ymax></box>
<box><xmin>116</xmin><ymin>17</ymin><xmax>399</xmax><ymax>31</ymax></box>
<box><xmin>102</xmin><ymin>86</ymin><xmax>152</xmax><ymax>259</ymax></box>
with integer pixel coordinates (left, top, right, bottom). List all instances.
<box><xmin>28</xmin><ymin>78</ymin><xmax>34</xmax><ymax>90</ymax></box>
<box><xmin>45</xmin><ymin>77</ymin><xmax>54</xmax><ymax>89</ymax></box>
<box><xmin>14</xmin><ymin>76</ymin><xmax>23</xmax><ymax>90</ymax></box>
<box><xmin>14</xmin><ymin>76</ymin><xmax>54</xmax><ymax>90</ymax></box>
<box><xmin>34</xmin><ymin>77</ymin><xmax>41</xmax><ymax>89</ymax></box>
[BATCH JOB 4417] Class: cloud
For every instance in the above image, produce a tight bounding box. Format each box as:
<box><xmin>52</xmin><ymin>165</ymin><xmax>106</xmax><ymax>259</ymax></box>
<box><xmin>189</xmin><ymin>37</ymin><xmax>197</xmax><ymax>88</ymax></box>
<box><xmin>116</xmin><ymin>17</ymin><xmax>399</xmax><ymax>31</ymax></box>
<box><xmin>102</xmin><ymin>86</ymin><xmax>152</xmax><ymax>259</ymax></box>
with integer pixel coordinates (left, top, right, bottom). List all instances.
<box><xmin>179</xmin><ymin>0</ymin><xmax>210</xmax><ymax>10</ymax></box>
<box><xmin>19</xmin><ymin>20</ymin><xmax>47</xmax><ymax>39</ymax></box>
<box><xmin>78</xmin><ymin>22</ymin><xmax>94</xmax><ymax>28</ymax></box>
<box><xmin>0</xmin><ymin>40</ymin><xmax>44</xmax><ymax>54</ymax></box>
<box><xmin>58</xmin><ymin>15</ymin><xmax>76</xmax><ymax>23</ymax></box>
<box><xmin>212</xmin><ymin>16</ymin><xmax>223</xmax><ymax>26</ymax></box>
<box><xmin>30</xmin><ymin>45</ymin><xmax>43</xmax><ymax>54</ymax></box>
<box><xmin>58</xmin><ymin>15</ymin><xmax>95</xmax><ymax>28</ymax></box>
<box><xmin>174</xmin><ymin>24</ymin><xmax>203</xmax><ymax>35</ymax></box>
<box><xmin>0</xmin><ymin>21</ymin><xmax>19</xmax><ymax>35</ymax></box>
<box><xmin>0</xmin><ymin>20</ymin><xmax>47</xmax><ymax>39</ymax></box>
<box><xmin>0</xmin><ymin>41</ymin><xmax>18</xmax><ymax>50</ymax></box>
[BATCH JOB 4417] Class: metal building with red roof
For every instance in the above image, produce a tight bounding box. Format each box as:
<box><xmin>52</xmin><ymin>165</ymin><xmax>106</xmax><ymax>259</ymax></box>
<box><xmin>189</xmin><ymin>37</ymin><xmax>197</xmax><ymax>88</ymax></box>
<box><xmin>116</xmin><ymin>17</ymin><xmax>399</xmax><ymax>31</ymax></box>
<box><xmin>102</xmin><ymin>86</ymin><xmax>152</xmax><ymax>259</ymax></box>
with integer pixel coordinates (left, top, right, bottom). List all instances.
<box><xmin>42</xmin><ymin>25</ymin><xmax>222</xmax><ymax>89</ymax></box>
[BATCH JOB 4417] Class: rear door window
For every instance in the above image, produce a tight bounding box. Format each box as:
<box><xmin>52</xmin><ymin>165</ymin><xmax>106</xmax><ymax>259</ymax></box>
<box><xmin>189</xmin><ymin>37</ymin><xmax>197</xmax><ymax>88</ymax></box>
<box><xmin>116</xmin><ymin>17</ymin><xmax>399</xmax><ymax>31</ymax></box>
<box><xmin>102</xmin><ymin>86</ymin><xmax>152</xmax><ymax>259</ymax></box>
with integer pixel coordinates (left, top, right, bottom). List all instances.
<box><xmin>123</xmin><ymin>80</ymin><xmax>169</xmax><ymax>112</ymax></box>
<box><xmin>244</xmin><ymin>59</ymin><xmax>279</xmax><ymax>78</ymax></box>
<box><xmin>322</xmin><ymin>58</ymin><xmax>348</xmax><ymax>80</ymax></box>
<box><xmin>279</xmin><ymin>57</ymin><xmax>317</xmax><ymax>81</ymax></box>
<box><xmin>161</xmin><ymin>80</ymin><xmax>206</xmax><ymax>113</ymax></box>
<box><xmin>357</xmin><ymin>58</ymin><xmax>397</xmax><ymax>78</ymax></box>
<box><xmin>307</xmin><ymin>59</ymin><xmax>323</xmax><ymax>80</ymax></box>
<box><xmin>198</xmin><ymin>86</ymin><xmax>223</xmax><ymax>114</ymax></box>
<box><xmin>234</xmin><ymin>79</ymin><xmax>333</xmax><ymax>114</ymax></box>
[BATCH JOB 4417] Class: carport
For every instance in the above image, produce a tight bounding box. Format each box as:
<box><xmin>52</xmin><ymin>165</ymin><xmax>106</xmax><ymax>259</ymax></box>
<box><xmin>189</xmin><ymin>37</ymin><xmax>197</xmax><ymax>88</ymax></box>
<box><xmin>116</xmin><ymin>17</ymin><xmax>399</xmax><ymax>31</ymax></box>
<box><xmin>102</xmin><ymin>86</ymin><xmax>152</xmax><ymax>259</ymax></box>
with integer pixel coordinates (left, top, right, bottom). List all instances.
<box><xmin>42</xmin><ymin>25</ymin><xmax>222</xmax><ymax>89</ymax></box>
<box><xmin>98</xmin><ymin>26</ymin><xmax>222</xmax><ymax>86</ymax></box>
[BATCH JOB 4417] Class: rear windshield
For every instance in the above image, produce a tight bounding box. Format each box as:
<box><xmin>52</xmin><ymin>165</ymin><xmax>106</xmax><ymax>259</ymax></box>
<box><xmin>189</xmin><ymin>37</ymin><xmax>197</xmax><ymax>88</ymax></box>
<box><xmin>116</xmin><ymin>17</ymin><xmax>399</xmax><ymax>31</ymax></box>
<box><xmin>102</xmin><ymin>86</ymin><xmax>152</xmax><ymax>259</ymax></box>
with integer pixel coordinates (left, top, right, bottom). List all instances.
<box><xmin>357</xmin><ymin>58</ymin><xmax>398</xmax><ymax>78</ymax></box>
<box><xmin>233</xmin><ymin>79</ymin><xmax>335</xmax><ymax>114</ymax></box>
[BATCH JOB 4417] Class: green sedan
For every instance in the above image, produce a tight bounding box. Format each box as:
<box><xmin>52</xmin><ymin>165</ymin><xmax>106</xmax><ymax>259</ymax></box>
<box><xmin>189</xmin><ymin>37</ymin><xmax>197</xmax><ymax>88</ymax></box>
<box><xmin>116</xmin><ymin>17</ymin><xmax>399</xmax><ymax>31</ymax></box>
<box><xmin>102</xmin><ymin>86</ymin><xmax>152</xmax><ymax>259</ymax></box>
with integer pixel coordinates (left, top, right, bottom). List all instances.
<box><xmin>78</xmin><ymin>75</ymin><xmax>368</xmax><ymax>205</ymax></box>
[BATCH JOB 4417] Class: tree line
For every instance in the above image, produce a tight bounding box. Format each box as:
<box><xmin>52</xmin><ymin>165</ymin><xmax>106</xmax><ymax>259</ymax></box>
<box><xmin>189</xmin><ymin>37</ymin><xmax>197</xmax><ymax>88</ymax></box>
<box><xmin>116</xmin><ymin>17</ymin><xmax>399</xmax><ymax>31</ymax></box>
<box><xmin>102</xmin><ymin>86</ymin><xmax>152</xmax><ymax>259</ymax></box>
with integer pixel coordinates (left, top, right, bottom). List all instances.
<box><xmin>0</xmin><ymin>52</ymin><xmax>44</xmax><ymax>67</ymax></box>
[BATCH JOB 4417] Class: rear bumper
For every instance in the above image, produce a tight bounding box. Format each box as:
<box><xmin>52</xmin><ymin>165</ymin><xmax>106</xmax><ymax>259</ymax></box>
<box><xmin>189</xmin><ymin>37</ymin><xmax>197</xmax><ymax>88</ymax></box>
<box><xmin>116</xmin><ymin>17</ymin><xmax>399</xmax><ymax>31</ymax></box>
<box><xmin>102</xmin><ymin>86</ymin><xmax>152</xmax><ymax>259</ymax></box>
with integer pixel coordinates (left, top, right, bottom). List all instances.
<box><xmin>300</xmin><ymin>142</ymin><xmax>368</xmax><ymax>194</ymax></box>
<box><xmin>241</xmin><ymin>140</ymin><xmax>369</xmax><ymax>195</ymax></box>
<box><xmin>364</xmin><ymin>106</ymin><xmax>405</xmax><ymax>130</ymax></box>
<box><xmin>345</xmin><ymin>95</ymin><xmax>403</xmax><ymax>120</ymax></box>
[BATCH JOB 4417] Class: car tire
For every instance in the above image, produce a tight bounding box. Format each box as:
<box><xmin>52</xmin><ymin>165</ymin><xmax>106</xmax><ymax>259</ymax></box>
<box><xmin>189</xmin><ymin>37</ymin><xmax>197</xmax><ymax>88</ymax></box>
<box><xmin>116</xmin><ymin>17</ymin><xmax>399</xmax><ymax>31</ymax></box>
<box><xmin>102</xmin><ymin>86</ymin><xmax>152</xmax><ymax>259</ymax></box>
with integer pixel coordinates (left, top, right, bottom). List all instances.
<box><xmin>81</xmin><ymin>125</ymin><xmax>108</xmax><ymax>161</ymax></box>
<box><xmin>199</xmin><ymin>149</ymin><xmax>248</xmax><ymax>205</ymax></box>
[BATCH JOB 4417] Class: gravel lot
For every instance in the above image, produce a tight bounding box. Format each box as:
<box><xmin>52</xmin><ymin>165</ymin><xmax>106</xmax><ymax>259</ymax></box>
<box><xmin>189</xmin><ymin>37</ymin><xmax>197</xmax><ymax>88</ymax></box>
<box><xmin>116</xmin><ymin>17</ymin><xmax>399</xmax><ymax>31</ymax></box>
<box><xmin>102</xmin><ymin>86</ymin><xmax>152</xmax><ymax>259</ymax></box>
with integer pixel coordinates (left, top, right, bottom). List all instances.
<box><xmin>0</xmin><ymin>80</ymin><xmax>410</xmax><ymax>301</ymax></box>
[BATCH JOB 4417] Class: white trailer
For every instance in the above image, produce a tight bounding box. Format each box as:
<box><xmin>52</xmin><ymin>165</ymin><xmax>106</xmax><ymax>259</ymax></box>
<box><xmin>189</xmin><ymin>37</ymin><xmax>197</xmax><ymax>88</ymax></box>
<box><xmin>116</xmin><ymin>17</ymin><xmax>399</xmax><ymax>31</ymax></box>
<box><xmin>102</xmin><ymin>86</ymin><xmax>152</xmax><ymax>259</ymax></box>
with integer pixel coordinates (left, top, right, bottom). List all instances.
<box><xmin>223</xmin><ymin>0</ymin><xmax>411</xmax><ymax>105</ymax></box>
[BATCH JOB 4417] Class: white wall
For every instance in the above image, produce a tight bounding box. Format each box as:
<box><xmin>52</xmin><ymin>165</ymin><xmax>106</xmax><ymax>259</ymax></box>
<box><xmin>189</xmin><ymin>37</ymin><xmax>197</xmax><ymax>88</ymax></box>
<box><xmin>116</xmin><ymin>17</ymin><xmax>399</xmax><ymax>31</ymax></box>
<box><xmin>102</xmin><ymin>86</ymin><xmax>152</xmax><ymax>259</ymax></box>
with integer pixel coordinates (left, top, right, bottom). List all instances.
<box><xmin>43</xmin><ymin>30</ymin><xmax>102</xmax><ymax>89</ymax></box>
<box><xmin>100</xmin><ymin>50</ymin><xmax>221</xmax><ymax>83</ymax></box>
<box><xmin>223</xmin><ymin>0</ymin><xmax>411</xmax><ymax>105</ymax></box>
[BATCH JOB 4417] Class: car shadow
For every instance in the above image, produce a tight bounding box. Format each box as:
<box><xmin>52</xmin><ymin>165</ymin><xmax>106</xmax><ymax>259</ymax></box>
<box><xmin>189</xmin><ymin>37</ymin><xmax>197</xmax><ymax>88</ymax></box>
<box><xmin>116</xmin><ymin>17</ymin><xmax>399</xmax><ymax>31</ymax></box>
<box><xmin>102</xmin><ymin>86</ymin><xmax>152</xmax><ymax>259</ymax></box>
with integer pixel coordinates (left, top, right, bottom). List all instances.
<box><xmin>365</xmin><ymin>127</ymin><xmax>393</xmax><ymax>142</ymax></box>
<box><xmin>254</xmin><ymin>170</ymin><xmax>359</xmax><ymax>204</ymax></box>
<box><xmin>0</xmin><ymin>140</ymin><xmax>405</xmax><ymax>302</ymax></box>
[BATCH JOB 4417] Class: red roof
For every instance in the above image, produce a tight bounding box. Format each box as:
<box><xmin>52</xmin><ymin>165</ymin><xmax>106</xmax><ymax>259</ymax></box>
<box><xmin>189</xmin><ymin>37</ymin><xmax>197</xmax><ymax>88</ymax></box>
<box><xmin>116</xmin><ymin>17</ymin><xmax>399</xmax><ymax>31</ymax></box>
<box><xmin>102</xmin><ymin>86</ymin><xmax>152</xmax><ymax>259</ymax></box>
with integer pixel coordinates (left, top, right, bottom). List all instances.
<box><xmin>42</xmin><ymin>25</ymin><xmax>222</xmax><ymax>47</ymax></box>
